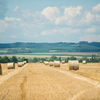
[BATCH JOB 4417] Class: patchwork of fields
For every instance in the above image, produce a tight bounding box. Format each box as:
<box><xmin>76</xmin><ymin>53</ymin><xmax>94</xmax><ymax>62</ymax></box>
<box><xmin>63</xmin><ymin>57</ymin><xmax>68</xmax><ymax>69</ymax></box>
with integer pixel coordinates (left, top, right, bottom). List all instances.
<box><xmin>0</xmin><ymin>52</ymin><xmax>100</xmax><ymax>58</ymax></box>
<box><xmin>0</xmin><ymin>63</ymin><xmax>100</xmax><ymax>100</ymax></box>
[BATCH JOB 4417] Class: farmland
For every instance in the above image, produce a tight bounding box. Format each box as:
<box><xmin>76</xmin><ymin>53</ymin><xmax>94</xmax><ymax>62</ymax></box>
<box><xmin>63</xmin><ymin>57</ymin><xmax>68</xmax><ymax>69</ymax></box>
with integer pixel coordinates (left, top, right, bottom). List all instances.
<box><xmin>0</xmin><ymin>63</ymin><xmax>100</xmax><ymax>100</ymax></box>
<box><xmin>0</xmin><ymin>42</ymin><xmax>100</xmax><ymax>54</ymax></box>
<box><xmin>0</xmin><ymin>52</ymin><xmax>100</xmax><ymax>59</ymax></box>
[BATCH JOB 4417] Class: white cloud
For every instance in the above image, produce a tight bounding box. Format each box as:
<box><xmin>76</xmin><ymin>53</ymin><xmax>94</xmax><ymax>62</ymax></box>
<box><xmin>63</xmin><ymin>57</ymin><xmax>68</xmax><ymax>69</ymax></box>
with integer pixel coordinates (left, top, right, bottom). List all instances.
<box><xmin>41</xmin><ymin>7</ymin><xmax>60</xmax><ymax>21</ymax></box>
<box><xmin>86</xmin><ymin>27</ymin><xmax>95</xmax><ymax>33</ymax></box>
<box><xmin>0</xmin><ymin>20</ymin><xmax>8</xmax><ymax>32</ymax></box>
<box><xmin>64</xmin><ymin>6</ymin><xmax>82</xmax><ymax>18</ymax></box>
<box><xmin>92</xmin><ymin>3</ymin><xmax>100</xmax><ymax>12</ymax></box>
<box><xmin>11</xmin><ymin>35</ymin><xmax>17</xmax><ymax>38</ymax></box>
<box><xmin>41</xmin><ymin>31</ymin><xmax>47</xmax><ymax>35</ymax></box>
<box><xmin>80</xmin><ymin>12</ymin><xmax>94</xmax><ymax>24</ymax></box>
<box><xmin>5</xmin><ymin>17</ymin><xmax>21</xmax><ymax>21</ymax></box>
<box><xmin>96</xmin><ymin>14</ymin><xmax>100</xmax><ymax>21</ymax></box>
<box><xmin>22</xmin><ymin>10</ymin><xmax>31</xmax><ymax>18</ymax></box>
<box><xmin>55</xmin><ymin>6</ymin><xmax>82</xmax><ymax>25</ymax></box>
<box><xmin>13</xmin><ymin>6</ymin><xmax>19</xmax><ymax>12</ymax></box>
<box><xmin>79</xmin><ymin>34</ymin><xmax>100</xmax><ymax>42</ymax></box>
<box><xmin>41</xmin><ymin>28</ymin><xmax>80</xmax><ymax>36</ymax></box>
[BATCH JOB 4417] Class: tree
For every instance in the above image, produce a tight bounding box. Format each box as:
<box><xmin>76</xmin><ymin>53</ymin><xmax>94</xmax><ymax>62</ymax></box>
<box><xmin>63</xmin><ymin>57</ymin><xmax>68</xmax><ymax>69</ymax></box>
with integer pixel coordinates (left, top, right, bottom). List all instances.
<box><xmin>70</xmin><ymin>56</ymin><xmax>77</xmax><ymax>60</ymax></box>
<box><xmin>2</xmin><ymin>56</ymin><xmax>10</xmax><ymax>63</ymax></box>
<box><xmin>82</xmin><ymin>56</ymin><xmax>87</xmax><ymax>60</ymax></box>
<box><xmin>65</xmin><ymin>57</ymin><xmax>70</xmax><ymax>62</ymax></box>
<box><xmin>59</xmin><ymin>57</ymin><xmax>61</xmax><ymax>61</ymax></box>
<box><xmin>33</xmin><ymin>57</ymin><xmax>38</xmax><ymax>62</ymax></box>
<box><xmin>51</xmin><ymin>55</ymin><xmax>57</xmax><ymax>60</ymax></box>
<box><xmin>11</xmin><ymin>56</ymin><xmax>17</xmax><ymax>62</ymax></box>
<box><xmin>41</xmin><ymin>58</ymin><xmax>46</xmax><ymax>62</ymax></box>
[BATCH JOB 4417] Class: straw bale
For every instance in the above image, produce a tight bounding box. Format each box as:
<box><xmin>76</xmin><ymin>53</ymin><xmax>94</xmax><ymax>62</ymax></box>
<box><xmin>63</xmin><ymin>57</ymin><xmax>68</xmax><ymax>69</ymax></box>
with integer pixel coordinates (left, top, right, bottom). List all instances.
<box><xmin>7</xmin><ymin>62</ymin><xmax>15</xmax><ymax>69</ymax></box>
<box><xmin>18</xmin><ymin>62</ymin><xmax>23</xmax><ymax>67</ymax></box>
<box><xmin>0</xmin><ymin>63</ymin><xmax>2</xmax><ymax>75</ymax></box>
<box><xmin>49</xmin><ymin>61</ymin><xmax>53</xmax><ymax>66</ymax></box>
<box><xmin>24</xmin><ymin>61</ymin><xmax>27</xmax><ymax>64</ymax></box>
<box><xmin>44</xmin><ymin>61</ymin><xmax>46</xmax><ymax>64</ymax></box>
<box><xmin>45</xmin><ymin>61</ymin><xmax>49</xmax><ymax>65</ymax></box>
<box><xmin>62</xmin><ymin>61</ymin><xmax>65</xmax><ymax>64</ymax></box>
<box><xmin>82</xmin><ymin>60</ymin><xmax>87</xmax><ymax>64</ymax></box>
<box><xmin>53</xmin><ymin>61</ymin><xmax>60</xmax><ymax>67</ymax></box>
<box><xmin>39</xmin><ymin>61</ymin><xmax>42</xmax><ymax>63</ymax></box>
<box><xmin>22</xmin><ymin>62</ymin><xmax>25</xmax><ymax>65</ymax></box>
<box><xmin>68</xmin><ymin>60</ymin><xmax>79</xmax><ymax>70</ymax></box>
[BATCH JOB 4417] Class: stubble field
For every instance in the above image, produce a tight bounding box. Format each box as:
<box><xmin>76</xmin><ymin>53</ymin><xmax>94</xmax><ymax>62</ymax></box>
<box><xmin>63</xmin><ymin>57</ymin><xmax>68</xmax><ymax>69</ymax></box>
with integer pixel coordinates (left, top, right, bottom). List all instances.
<box><xmin>0</xmin><ymin>63</ymin><xmax>100</xmax><ymax>100</ymax></box>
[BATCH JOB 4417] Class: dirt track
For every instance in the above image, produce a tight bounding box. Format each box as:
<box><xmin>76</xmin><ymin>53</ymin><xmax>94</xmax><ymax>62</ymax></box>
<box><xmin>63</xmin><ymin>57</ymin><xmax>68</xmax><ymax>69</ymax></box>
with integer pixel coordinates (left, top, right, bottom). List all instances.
<box><xmin>0</xmin><ymin>63</ymin><xmax>100</xmax><ymax>100</ymax></box>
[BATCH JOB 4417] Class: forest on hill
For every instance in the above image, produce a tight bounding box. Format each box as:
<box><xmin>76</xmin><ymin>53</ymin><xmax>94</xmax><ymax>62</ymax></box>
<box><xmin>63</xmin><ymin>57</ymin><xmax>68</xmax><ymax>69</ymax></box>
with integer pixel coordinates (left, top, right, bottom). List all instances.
<box><xmin>0</xmin><ymin>41</ymin><xmax>100</xmax><ymax>54</ymax></box>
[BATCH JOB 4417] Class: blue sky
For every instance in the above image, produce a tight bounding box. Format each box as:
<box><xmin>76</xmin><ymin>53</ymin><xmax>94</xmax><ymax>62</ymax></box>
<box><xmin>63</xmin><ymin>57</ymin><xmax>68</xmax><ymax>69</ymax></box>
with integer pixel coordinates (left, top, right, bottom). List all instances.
<box><xmin>0</xmin><ymin>0</ymin><xmax>100</xmax><ymax>43</ymax></box>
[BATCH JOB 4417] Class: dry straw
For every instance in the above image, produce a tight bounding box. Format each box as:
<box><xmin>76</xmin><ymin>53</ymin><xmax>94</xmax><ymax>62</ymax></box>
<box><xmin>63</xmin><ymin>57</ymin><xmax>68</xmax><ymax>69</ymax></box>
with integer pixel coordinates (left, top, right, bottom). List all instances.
<box><xmin>44</xmin><ymin>61</ymin><xmax>46</xmax><ymax>64</ymax></box>
<box><xmin>62</xmin><ymin>61</ymin><xmax>65</xmax><ymax>64</ymax></box>
<box><xmin>24</xmin><ymin>61</ymin><xmax>27</xmax><ymax>64</ymax></box>
<box><xmin>53</xmin><ymin>61</ymin><xmax>60</xmax><ymax>67</ymax></box>
<box><xmin>45</xmin><ymin>61</ymin><xmax>49</xmax><ymax>65</ymax></box>
<box><xmin>68</xmin><ymin>60</ymin><xmax>79</xmax><ymax>70</ymax></box>
<box><xmin>39</xmin><ymin>61</ymin><xmax>42</xmax><ymax>63</ymax></box>
<box><xmin>0</xmin><ymin>63</ymin><xmax>2</xmax><ymax>75</ymax></box>
<box><xmin>22</xmin><ymin>62</ymin><xmax>25</xmax><ymax>65</ymax></box>
<box><xmin>7</xmin><ymin>62</ymin><xmax>15</xmax><ymax>69</ymax></box>
<box><xmin>18</xmin><ymin>62</ymin><xmax>23</xmax><ymax>67</ymax></box>
<box><xmin>82</xmin><ymin>60</ymin><xmax>87</xmax><ymax>64</ymax></box>
<box><xmin>49</xmin><ymin>61</ymin><xmax>53</xmax><ymax>66</ymax></box>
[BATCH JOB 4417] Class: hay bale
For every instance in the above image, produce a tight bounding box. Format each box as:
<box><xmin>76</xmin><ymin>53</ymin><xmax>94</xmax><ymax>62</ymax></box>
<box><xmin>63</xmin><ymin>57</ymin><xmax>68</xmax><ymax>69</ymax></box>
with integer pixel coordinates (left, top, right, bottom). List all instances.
<box><xmin>7</xmin><ymin>62</ymin><xmax>15</xmax><ymax>69</ymax></box>
<box><xmin>22</xmin><ymin>62</ymin><xmax>25</xmax><ymax>66</ymax></box>
<box><xmin>24</xmin><ymin>61</ymin><xmax>27</xmax><ymax>64</ymax></box>
<box><xmin>68</xmin><ymin>60</ymin><xmax>79</xmax><ymax>70</ymax></box>
<box><xmin>44</xmin><ymin>61</ymin><xmax>46</xmax><ymax>64</ymax></box>
<box><xmin>49</xmin><ymin>61</ymin><xmax>53</xmax><ymax>66</ymax></box>
<box><xmin>53</xmin><ymin>61</ymin><xmax>60</xmax><ymax>67</ymax></box>
<box><xmin>18</xmin><ymin>62</ymin><xmax>23</xmax><ymax>67</ymax></box>
<box><xmin>0</xmin><ymin>63</ymin><xmax>2</xmax><ymax>75</ymax></box>
<box><xmin>62</xmin><ymin>61</ymin><xmax>65</xmax><ymax>64</ymax></box>
<box><xmin>45</xmin><ymin>61</ymin><xmax>49</xmax><ymax>65</ymax></box>
<box><xmin>39</xmin><ymin>61</ymin><xmax>42</xmax><ymax>63</ymax></box>
<box><xmin>82</xmin><ymin>60</ymin><xmax>87</xmax><ymax>64</ymax></box>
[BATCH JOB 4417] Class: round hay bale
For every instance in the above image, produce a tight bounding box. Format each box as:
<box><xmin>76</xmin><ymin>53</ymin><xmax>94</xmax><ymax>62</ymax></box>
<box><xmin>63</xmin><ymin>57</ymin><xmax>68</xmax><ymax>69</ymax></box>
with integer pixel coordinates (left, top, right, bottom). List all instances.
<box><xmin>18</xmin><ymin>62</ymin><xmax>23</xmax><ymax>67</ymax></box>
<box><xmin>82</xmin><ymin>60</ymin><xmax>87</xmax><ymax>64</ymax></box>
<box><xmin>22</xmin><ymin>62</ymin><xmax>25</xmax><ymax>65</ymax></box>
<box><xmin>0</xmin><ymin>63</ymin><xmax>2</xmax><ymax>75</ymax></box>
<box><xmin>45</xmin><ymin>61</ymin><xmax>49</xmax><ymax>65</ymax></box>
<box><xmin>68</xmin><ymin>60</ymin><xmax>79</xmax><ymax>70</ymax></box>
<box><xmin>53</xmin><ymin>61</ymin><xmax>60</xmax><ymax>67</ymax></box>
<box><xmin>24</xmin><ymin>61</ymin><xmax>27</xmax><ymax>64</ymax></box>
<box><xmin>7</xmin><ymin>62</ymin><xmax>15</xmax><ymax>69</ymax></box>
<box><xmin>49</xmin><ymin>61</ymin><xmax>53</xmax><ymax>66</ymax></box>
<box><xmin>44</xmin><ymin>61</ymin><xmax>46</xmax><ymax>64</ymax></box>
<box><xmin>39</xmin><ymin>61</ymin><xmax>42</xmax><ymax>63</ymax></box>
<box><xmin>62</xmin><ymin>61</ymin><xmax>65</xmax><ymax>64</ymax></box>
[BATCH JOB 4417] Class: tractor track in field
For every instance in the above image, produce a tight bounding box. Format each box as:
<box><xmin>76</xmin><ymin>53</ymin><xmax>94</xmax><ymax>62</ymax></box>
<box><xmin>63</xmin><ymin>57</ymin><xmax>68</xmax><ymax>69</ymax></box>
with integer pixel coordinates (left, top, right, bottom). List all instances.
<box><xmin>20</xmin><ymin>76</ymin><xmax>27</xmax><ymax>100</ymax></box>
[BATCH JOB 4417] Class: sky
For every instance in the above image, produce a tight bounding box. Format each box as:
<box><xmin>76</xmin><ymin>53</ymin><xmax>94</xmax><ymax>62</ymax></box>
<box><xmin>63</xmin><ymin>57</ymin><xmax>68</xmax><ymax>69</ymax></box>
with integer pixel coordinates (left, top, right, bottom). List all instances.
<box><xmin>0</xmin><ymin>0</ymin><xmax>100</xmax><ymax>43</ymax></box>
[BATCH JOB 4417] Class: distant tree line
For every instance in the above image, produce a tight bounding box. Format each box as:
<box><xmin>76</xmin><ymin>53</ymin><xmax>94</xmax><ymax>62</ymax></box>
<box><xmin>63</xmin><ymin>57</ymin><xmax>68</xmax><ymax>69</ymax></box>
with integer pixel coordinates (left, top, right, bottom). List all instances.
<box><xmin>0</xmin><ymin>55</ymin><xmax>100</xmax><ymax>63</ymax></box>
<box><xmin>0</xmin><ymin>56</ymin><xmax>25</xmax><ymax>63</ymax></box>
<box><xmin>0</xmin><ymin>41</ymin><xmax>100</xmax><ymax>54</ymax></box>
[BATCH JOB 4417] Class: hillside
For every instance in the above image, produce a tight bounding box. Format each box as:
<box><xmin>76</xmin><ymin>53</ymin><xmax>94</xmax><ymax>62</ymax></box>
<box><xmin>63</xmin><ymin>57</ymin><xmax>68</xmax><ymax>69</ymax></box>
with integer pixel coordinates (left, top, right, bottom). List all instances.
<box><xmin>0</xmin><ymin>41</ymin><xmax>100</xmax><ymax>54</ymax></box>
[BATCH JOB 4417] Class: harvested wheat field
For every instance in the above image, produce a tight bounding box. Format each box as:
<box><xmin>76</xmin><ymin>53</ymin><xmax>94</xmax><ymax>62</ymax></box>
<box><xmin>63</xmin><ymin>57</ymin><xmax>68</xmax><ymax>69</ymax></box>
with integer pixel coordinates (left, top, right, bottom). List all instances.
<box><xmin>0</xmin><ymin>63</ymin><xmax>100</xmax><ymax>100</ymax></box>
<box><xmin>53</xmin><ymin>63</ymin><xmax>100</xmax><ymax>82</ymax></box>
<box><xmin>0</xmin><ymin>63</ymin><xmax>18</xmax><ymax>76</ymax></box>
